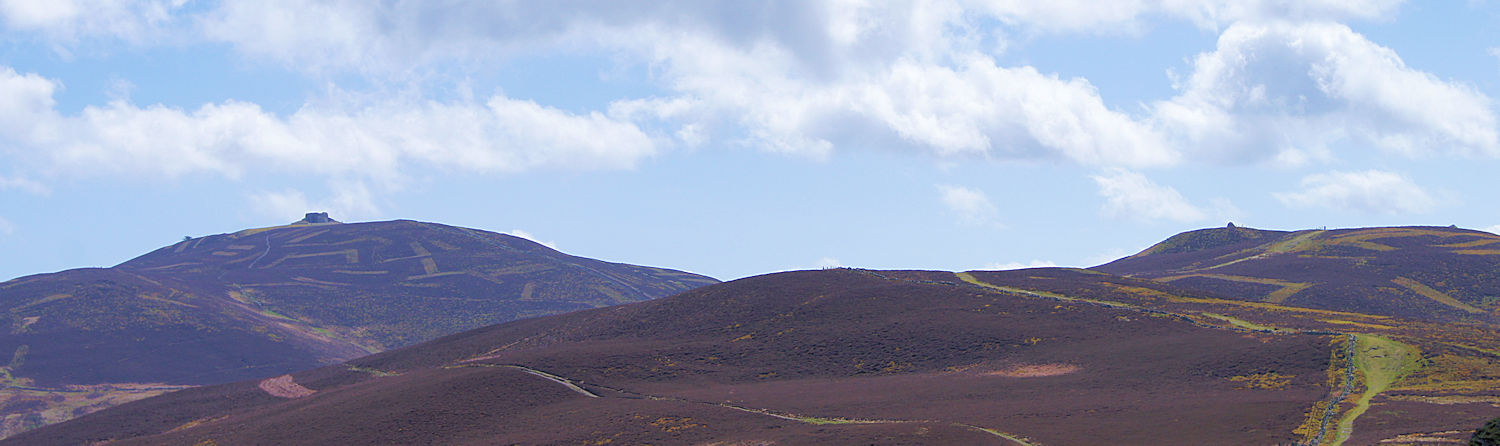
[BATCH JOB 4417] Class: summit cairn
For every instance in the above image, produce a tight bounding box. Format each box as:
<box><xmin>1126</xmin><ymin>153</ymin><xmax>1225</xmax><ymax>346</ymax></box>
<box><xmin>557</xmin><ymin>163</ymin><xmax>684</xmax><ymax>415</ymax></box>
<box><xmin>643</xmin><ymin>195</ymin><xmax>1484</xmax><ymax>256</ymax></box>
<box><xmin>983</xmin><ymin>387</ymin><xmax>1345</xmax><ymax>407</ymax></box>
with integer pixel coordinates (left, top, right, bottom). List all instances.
<box><xmin>293</xmin><ymin>212</ymin><xmax>339</xmax><ymax>225</ymax></box>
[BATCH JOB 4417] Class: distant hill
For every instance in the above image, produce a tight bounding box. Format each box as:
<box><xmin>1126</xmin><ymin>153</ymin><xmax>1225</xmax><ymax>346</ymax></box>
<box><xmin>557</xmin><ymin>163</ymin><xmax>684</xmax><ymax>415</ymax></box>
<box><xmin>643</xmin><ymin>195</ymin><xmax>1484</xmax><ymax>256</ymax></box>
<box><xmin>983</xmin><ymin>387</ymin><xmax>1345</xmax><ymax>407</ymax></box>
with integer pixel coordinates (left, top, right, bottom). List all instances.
<box><xmin>1095</xmin><ymin>225</ymin><xmax>1500</xmax><ymax>322</ymax></box>
<box><xmin>12</xmin><ymin>269</ymin><xmax>1339</xmax><ymax>445</ymax></box>
<box><xmin>13</xmin><ymin>226</ymin><xmax>1500</xmax><ymax>445</ymax></box>
<box><xmin>0</xmin><ymin>219</ymin><xmax>717</xmax><ymax>437</ymax></box>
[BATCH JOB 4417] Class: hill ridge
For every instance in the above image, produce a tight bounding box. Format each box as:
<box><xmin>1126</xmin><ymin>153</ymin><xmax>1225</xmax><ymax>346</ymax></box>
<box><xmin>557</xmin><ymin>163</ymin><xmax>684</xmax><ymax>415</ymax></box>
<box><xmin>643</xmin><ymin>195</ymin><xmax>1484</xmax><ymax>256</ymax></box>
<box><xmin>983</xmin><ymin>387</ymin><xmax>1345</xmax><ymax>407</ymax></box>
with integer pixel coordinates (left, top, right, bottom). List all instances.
<box><xmin>0</xmin><ymin>218</ymin><xmax>718</xmax><ymax>438</ymax></box>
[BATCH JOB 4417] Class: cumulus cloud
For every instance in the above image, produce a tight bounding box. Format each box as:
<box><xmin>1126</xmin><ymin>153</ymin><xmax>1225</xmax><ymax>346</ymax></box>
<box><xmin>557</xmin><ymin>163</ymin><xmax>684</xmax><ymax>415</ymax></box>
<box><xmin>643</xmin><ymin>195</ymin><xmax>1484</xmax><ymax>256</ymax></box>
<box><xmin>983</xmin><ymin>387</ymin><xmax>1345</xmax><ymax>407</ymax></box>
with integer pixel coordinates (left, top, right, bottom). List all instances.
<box><xmin>1484</xmin><ymin>225</ymin><xmax>1500</xmax><ymax>235</ymax></box>
<box><xmin>8</xmin><ymin>1</ymin><xmax>1482</xmax><ymax>180</ymax></box>
<box><xmin>197</xmin><ymin>1</ymin><xmax>966</xmax><ymax>76</ymax></box>
<box><xmin>189</xmin><ymin>1</ymin><xmax>1407</xmax><ymax>73</ymax></box>
<box><xmin>938</xmin><ymin>185</ymin><xmax>1002</xmax><ymax>227</ymax></box>
<box><xmin>0</xmin><ymin>0</ymin><xmax>183</xmax><ymax>44</ymax></box>
<box><xmin>3</xmin><ymin>2</ymin><xmax>1181</xmax><ymax>172</ymax></box>
<box><xmin>814</xmin><ymin>257</ymin><xmax>844</xmax><ymax>269</ymax></box>
<box><xmin>193</xmin><ymin>1</ymin><xmax>1175</xmax><ymax>166</ymax></box>
<box><xmin>1092</xmin><ymin>169</ymin><xmax>1208</xmax><ymax>223</ymax></box>
<box><xmin>1274</xmin><ymin>169</ymin><xmax>1439</xmax><ymax>214</ymax></box>
<box><xmin>1156</xmin><ymin>21</ymin><xmax>1498</xmax><ymax>165</ymax></box>
<box><xmin>0</xmin><ymin>67</ymin><xmax>59</xmax><ymax>140</ymax></box>
<box><xmin>620</xmin><ymin>44</ymin><xmax>1172</xmax><ymax>164</ymax></box>
<box><xmin>979</xmin><ymin>0</ymin><xmax>1405</xmax><ymax>33</ymax></box>
<box><xmin>1156</xmin><ymin>0</ymin><xmax>1404</xmax><ymax>28</ymax></box>
<box><xmin>0</xmin><ymin>67</ymin><xmax>657</xmax><ymax>181</ymax></box>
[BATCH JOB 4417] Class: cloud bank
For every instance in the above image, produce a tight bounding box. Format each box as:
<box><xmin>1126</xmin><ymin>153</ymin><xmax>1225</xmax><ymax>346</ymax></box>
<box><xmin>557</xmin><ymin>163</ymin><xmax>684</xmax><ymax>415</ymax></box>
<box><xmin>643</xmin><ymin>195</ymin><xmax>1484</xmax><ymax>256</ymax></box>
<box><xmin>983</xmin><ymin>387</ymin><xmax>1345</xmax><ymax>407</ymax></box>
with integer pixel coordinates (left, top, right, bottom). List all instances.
<box><xmin>1274</xmin><ymin>169</ymin><xmax>1440</xmax><ymax>214</ymax></box>
<box><xmin>2</xmin><ymin>0</ymin><xmax>1494</xmax><ymax>223</ymax></box>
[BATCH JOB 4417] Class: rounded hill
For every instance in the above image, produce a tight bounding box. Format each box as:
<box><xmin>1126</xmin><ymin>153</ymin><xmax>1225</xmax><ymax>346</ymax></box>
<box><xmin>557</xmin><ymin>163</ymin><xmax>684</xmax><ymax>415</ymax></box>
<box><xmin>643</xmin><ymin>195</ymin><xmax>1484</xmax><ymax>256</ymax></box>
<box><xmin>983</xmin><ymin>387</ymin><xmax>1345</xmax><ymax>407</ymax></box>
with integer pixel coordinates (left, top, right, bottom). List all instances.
<box><xmin>1096</xmin><ymin>225</ymin><xmax>1500</xmax><ymax>322</ymax></box>
<box><xmin>0</xmin><ymin>219</ymin><xmax>716</xmax><ymax>437</ymax></box>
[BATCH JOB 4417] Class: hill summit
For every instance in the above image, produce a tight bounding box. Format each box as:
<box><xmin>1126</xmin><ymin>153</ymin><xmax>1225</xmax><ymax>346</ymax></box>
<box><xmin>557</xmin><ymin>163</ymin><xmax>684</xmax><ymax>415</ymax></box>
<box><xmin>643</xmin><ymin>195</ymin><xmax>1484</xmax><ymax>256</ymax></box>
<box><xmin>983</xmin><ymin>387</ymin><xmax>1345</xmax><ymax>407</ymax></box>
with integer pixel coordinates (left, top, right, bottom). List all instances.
<box><xmin>0</xmin><ymin>219</ymin><xmax>717</xmax><ymax>437</ymax></box>
<box><xmin>1096</xmin><ymin>225</ymin><xmax>1500</xmax><ymax>322</ymax></box>
<box><xmin>291</xmin><ymin>212</ymin><xmax>340</xmax><ymax>225</ymax></box>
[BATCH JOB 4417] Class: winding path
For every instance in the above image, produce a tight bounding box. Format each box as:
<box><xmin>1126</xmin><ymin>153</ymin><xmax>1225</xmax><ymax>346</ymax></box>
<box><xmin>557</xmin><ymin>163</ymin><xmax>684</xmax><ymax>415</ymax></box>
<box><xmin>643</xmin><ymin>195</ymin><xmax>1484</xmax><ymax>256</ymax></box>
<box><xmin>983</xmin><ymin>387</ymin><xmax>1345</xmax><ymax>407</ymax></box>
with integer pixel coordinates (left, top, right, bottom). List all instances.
<box><xmin>500</xmin><ymin>365</ymin><xmax>598</xmax><ymax>398</ymax></box>
<box><xmin>900</xmin><ymin>270</ymin><xmax>1371</xmax><ymax>446</ymax></box>
<box><xmin>457</xmin><ymin>362</ymin><xmax>1035</xmax><ymax>444</ymax></box>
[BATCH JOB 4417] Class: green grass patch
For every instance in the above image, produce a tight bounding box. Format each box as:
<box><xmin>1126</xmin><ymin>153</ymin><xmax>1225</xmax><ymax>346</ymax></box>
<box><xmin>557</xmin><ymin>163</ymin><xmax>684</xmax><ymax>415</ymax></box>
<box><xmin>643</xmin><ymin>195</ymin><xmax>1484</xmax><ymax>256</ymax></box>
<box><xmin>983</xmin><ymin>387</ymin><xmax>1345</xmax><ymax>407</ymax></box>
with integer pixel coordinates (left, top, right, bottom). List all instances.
<box><xmin>962</xmin><ymin>424</ymin><xmax>1039</xmax><ymax>445</ymax></box>
<box><xmin>1265</xmin><ymin>230</ymin><xmax>1327</xmax><ymax>254</ymax></box>
<box><xmin>8</xmin><ymin>344</ymin><xmax>27</xmax><ymax>370</ymax></box>
<box><xmin>345</xmin><ymin>364</ymin><xmax>399</xmax><ymax>377</ymax></box>
<box><xmin>1331</xmin><ymin>335</ymin><xmax>1421</xmax><ymax>446</ymax></box>
<box><xmin>792</xmin><ymin>416</ymin><xmax>884</xmax><ymax>425</ymax></box>
<box><xmin>956</xmin><ymin>272</ymin><xmax>1134</xmax><ymax>310</ymax></box>
<box><xmin>1199</xmin><ymin>313</ymin><xmax>1281</xmax><ymax>332</ymax></box>
<box><xmin>1390</xmin><ymin>277</ymin><xmax>1484</xmax><ymax>314</ymax></box>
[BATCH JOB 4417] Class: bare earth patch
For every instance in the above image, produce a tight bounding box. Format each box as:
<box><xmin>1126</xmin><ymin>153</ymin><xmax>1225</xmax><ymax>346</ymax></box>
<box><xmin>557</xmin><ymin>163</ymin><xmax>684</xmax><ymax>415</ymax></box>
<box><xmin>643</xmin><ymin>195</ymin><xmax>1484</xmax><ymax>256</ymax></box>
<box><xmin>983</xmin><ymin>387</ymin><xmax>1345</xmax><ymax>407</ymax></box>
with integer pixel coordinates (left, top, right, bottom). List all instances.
<box><xmin>1378</xmin><ymin>430</ymin><xmax>1468</xmax><ymax>444</ymax></box>
<box><xmin>983</xmin><ymin>364</ymin><xmax>1080</xmax><ymax>378</ymax></box>
<box><xmin>258</xmin><ymin>375</ymin><xmax>315</xmax><ymax>399</ymax></box>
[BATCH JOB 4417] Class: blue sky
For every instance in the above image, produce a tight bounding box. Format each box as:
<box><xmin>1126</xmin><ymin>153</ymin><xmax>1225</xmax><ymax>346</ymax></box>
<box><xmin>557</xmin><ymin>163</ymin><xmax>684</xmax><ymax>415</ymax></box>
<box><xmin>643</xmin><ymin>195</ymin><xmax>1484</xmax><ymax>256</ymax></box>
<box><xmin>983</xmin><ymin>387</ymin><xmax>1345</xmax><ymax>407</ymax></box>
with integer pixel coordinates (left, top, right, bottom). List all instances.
<box><xmin>2</xmin><ymin>0</ymin><xmax>1499</xmax><ymax>282</ymax></box>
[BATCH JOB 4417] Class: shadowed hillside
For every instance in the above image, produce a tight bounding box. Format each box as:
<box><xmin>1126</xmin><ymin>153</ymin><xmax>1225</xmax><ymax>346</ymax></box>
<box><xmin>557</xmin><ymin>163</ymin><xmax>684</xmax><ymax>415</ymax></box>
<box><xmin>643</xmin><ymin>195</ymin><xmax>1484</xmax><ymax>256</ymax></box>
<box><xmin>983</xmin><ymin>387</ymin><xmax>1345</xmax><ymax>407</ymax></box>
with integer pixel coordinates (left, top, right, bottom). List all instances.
<box><xmin>12</xmin><ymin>269</ymin><xmax>1337</xmax><ymax>446</ymax></box>
<box><xmin>0</xmin><ymin>219</ymin><xmax>716</xmax><ymax>437</ymax></box>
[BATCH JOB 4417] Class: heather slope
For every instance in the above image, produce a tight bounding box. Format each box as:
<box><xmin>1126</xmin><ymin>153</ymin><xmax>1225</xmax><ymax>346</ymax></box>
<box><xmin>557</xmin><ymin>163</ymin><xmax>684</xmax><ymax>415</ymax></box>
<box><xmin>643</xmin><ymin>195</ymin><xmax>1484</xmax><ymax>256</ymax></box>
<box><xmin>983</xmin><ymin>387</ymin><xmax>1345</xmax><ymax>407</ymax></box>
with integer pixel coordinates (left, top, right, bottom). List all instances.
<box><xmin>1096</xmin><ymin>225</ymin><xmax>1500</xmax><ymax>322</ymax></box>
<box><xmin>14</xmin><ymin>269</ymin><xmax>1336</xmax><ymax>446</ymax></box>
<box><xmin>960</xmin><ymin>267</ymin><xmax>1500</xmax><ymax>445</ymax></box>
<box><xmin>0</xmin><ymin>219</ymin><xmax>716</xmax><ymax>437</ymax></box>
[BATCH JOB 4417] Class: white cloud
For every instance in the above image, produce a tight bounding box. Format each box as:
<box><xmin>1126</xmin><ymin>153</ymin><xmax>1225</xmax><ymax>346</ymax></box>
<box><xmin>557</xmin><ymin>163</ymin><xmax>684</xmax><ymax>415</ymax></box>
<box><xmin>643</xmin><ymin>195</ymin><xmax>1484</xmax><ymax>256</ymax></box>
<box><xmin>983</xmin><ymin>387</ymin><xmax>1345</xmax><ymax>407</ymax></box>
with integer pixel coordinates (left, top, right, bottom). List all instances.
<box><xmin>1274</xmin><ymin>169</ymin><xmax>1438</xmax><ymax>214</ymax></box>
<box><xmin>192</xmin><ymin>1</ymin><xmax>1175</xmax><ymax>166</ymax></box>
<box><xmin>0</xmin><ymin>66</ymin><xmax>60</xmax><ymax>140</ymax></box>
<box><xmin>1155</xmin><ymin>22</ymin><xmax>1498</xmax><ymax>165</ymax></box>
<box><xmin>188</xmin><ymin>1</ymin><xmax>1407</xmax><ymax>74</ymax></box>
<box><xmin>0</xmin><ymin>174</ymin><xmax>47</xmax><ymax>195</ymax></box>
<box><xmin>198</xmin><ymin>1</ymin><xmax>968</xmax><ymax>76</ymax></box>
<box><xmin>0</xmin><ymin>0</ymin><xmax>183</xmax><ymax>44</ymax></box>
<box><xmin>0</xmin><ymin>215</ymin><xmax>12</xmax><ymax>235</ymax></box>
<box><xmin>616</xmin><ymin>43</ymin><xmax>1173</xmax><ymax>165</ymax></box>
<box><xmin>1155</xmin><ymin>0</ymin><xmax>1405</xmax><ymax>28</ymax></box>
<box><xmin>938</xmin><ymin>184</ymin><xmax>1003</xmax><ymax>227</ymax></box>
<box><xmin>8</xmin><ymin>2</ymin><xmax>1474</xmax><ymax>179</ymax></box>
<box><xmin>504</xmin><ymin>229</ymin><xmax>558</xmax><ymax>250</ymax></box>
<box><xmin>0</xmin><ymin>67</ymin><xmax>657</xmax><ymax>181</ymax></box>
<box><xmin>981</xmin><ymin>259</ymin><xmax>1058</xmax><ymax>270</ymax></box>
<box><xmin>1092</xmin><ymin>169</ymin><xmax>1208</xmax><ymax>223</ymax></box>
<box><xmin>1484</xmin><ymin>225</ymin><xmax>1500</xmax><ymax>235</ymax></box>
<box><xmin>814</xmin><ymin>257</ymin><xmax>844</xmax><ymax>269</ymax></box>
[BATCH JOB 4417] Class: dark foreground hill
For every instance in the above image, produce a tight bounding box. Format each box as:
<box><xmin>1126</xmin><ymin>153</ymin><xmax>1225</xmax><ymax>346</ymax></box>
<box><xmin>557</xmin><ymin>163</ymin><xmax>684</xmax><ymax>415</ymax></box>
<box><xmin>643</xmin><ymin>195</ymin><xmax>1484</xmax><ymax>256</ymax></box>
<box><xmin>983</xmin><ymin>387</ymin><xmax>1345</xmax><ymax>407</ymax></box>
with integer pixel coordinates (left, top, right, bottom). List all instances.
<box><xmin>0</xmin><ymin>219</ymin><xmax>716</xmax><ymax>437</ymax></box>
<box><xmin>1096</xmin><ymin>225</ymin><xmax>1500</xmax><ymax>323</ymax></box>
<box><xmin>14</xmin><ymin>269</ymin><xmax>1341</xmax><ymax>445</ymax></box>
<box><xmin>955</xmin><ymin>267</ymin><xmax>1500</xmax><ymax>445</ymax></box>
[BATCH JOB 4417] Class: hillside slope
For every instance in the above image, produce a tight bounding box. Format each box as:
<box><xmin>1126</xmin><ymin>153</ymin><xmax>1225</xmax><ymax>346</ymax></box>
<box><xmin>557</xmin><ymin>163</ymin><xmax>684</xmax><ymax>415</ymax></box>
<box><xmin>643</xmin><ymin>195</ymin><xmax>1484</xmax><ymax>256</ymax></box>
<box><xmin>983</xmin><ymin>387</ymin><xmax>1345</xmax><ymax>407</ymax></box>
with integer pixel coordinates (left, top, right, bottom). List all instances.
<box><xmin>957</xmin><ymin>267</ymin><xmax>1500</xmax><ymax>445</ymax></box>
<box><xmin>13</xmin><ymin>269</ymin><xmax>1338</xmax><ymax>446</ymax></box>
<box><xmin>1095</xmin><ymin>225</ymin><xmax>1500</xmax><ymax>323</ymax></box>
<box><xmin>0</xmin><ymin>219</ymin><xmax>716</xmax><ymax>436</ymax></box>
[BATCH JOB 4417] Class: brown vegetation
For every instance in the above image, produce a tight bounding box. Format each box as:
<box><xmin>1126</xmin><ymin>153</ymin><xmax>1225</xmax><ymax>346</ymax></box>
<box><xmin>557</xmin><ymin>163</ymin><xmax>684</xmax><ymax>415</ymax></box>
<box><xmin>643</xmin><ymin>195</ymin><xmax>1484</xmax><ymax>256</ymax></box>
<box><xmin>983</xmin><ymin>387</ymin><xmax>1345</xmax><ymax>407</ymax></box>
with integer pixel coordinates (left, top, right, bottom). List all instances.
<box><xmin>9</xmin><ymin>269</ymin><xmax>1333</xmax><ymax>445</ymax></box>
<box><xmin>0</xmin><ymin>219</ymin><xmax>717</xmax><ymax>438</ymax></box>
